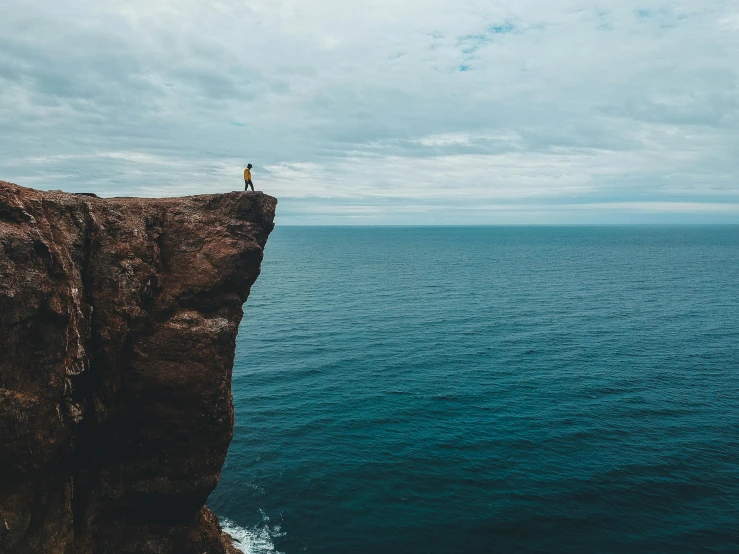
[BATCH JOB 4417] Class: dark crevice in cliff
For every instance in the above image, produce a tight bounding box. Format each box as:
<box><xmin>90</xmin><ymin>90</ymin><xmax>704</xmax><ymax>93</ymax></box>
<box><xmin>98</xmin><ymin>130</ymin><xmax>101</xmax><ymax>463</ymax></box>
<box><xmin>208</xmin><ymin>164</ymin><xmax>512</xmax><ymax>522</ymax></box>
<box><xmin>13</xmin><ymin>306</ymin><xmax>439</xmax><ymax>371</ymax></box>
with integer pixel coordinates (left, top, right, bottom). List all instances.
<box><xmin>148</xmin><ymin>212</ymin><xmax>167</xmax><ymax>273</ymax></box>
<box><xmin>70</xmin><ymin>209</ymin><xmax>99</xmax><ymax>540</ymax></box>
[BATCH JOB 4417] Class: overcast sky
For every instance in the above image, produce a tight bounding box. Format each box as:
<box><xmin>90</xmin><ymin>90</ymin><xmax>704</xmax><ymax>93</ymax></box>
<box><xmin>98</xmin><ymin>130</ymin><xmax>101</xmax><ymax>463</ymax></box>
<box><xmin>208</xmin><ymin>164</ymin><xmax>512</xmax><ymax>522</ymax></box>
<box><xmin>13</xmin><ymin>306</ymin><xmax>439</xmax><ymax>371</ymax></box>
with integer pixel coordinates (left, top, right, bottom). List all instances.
<box><xmin>1</xmin><ymin>0</ymin><xmax>738</xmax><ymax>224</ymax></box>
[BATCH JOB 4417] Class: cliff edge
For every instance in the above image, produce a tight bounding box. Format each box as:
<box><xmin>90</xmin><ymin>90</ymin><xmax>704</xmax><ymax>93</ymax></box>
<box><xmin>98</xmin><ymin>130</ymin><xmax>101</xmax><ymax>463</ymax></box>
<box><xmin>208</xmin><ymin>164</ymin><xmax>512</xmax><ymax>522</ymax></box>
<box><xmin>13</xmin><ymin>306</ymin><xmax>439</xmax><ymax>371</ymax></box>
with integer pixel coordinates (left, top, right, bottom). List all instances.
<box><xmin>0</xmin><ymin>181</ymin><xmax>277</xmax><ymax>553</ymax></box>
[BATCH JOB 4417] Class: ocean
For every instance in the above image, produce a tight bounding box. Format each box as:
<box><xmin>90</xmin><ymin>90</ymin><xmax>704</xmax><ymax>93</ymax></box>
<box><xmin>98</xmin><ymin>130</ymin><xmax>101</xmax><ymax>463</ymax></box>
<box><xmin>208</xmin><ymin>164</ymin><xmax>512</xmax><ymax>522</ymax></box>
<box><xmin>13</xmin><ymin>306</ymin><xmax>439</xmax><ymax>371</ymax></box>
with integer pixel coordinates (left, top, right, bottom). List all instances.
<box><xmin>207</xmin><ymin>226</ymin><xmax>739</xmax><ymax>553</ymax></box>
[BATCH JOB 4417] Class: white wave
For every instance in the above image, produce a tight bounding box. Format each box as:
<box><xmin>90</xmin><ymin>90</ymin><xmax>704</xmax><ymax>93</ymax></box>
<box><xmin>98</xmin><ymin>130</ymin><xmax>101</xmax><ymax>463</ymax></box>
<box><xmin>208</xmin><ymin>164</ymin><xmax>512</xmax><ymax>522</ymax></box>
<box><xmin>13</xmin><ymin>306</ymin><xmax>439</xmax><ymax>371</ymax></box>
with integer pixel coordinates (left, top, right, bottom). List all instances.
<box><xmin>220</xmin><ymin>516</ymin><xmax>284</xmax><ymax>554</ymax></box>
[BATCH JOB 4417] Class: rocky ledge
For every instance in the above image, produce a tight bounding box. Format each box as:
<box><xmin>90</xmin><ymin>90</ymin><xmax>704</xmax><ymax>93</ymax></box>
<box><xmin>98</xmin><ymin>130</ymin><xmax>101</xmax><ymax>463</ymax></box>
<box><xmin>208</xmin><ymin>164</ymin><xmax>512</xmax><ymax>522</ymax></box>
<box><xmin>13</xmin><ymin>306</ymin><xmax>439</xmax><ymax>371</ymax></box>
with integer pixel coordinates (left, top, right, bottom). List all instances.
<box><xmin>0</xmin><ymin>181</ymin><xmax>276</xmax><ymax>553</ymax></box>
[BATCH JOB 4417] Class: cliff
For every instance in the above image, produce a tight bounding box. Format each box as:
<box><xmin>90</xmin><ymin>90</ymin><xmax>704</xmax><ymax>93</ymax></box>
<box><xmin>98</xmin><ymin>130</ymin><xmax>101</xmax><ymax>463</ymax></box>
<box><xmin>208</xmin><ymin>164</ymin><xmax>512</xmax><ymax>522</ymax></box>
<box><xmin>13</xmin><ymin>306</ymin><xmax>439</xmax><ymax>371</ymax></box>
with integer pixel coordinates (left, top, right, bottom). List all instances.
<box><xmin>0</xmin><ymin>181</ymin><xmax>277</xmax><ymax>553</ymax></box>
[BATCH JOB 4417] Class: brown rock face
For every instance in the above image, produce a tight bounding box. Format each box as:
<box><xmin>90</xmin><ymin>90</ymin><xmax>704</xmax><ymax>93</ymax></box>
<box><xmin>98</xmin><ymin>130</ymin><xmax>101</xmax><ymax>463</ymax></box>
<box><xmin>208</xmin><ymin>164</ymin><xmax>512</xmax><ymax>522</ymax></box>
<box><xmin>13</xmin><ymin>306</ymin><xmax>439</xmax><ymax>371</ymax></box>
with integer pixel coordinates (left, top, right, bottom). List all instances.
<box><xmin>0</xmin><ymin>181</ymin><xmax>277</xmax><ymax>553</ymax></box>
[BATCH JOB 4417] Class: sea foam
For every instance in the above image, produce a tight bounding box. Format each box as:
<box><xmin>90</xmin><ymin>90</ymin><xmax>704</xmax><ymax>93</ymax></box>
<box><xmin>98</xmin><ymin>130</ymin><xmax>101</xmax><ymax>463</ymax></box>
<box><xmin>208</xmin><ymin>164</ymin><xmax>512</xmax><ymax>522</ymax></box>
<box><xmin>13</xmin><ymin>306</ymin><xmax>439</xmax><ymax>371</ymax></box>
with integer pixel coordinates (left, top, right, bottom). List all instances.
<box><xmin>220</xmin><ymin>516</ymin><xmax>283</xmax><ymax>554</ymax></box>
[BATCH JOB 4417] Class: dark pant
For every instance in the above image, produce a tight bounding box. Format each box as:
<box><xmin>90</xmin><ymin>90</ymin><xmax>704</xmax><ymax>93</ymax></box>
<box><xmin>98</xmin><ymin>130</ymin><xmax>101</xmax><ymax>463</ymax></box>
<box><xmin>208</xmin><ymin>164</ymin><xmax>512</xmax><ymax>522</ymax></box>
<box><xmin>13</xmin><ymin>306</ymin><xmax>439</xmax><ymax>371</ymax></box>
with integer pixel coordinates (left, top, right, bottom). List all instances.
<box><xmin>245</xmin><ymin>180</ymin><xmax>254</xmax><ymax>191</ymax></box>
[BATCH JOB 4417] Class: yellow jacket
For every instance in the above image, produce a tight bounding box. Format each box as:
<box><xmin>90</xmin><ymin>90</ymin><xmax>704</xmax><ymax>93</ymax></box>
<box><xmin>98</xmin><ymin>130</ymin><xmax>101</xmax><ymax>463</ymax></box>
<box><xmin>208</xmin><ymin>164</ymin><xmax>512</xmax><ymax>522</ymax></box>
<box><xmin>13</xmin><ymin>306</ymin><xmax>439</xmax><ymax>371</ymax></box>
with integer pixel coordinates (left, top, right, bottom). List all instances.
<box><xmin>244</xmin><ymin>168</ymin><xmax>252</xmax><ymax>180</ymax></box>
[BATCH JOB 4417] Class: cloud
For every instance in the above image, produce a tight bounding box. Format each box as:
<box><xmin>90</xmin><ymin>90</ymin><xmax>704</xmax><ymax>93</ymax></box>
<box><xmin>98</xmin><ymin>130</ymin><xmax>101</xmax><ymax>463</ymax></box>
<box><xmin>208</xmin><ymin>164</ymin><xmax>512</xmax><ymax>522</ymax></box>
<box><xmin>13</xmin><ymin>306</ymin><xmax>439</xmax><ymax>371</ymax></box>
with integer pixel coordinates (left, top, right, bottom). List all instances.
<box><xmin>0</xmin><ymin>0</ymin><xmax>738</xmax><ymax>223</ymax></box>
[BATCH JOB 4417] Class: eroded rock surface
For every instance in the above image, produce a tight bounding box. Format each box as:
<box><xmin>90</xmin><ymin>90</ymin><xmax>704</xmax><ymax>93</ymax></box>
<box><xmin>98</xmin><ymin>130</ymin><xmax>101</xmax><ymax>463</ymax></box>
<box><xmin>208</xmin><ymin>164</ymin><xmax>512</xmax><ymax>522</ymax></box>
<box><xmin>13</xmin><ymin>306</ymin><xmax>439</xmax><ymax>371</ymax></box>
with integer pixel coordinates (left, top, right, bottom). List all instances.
<box><xmin>0</xmin><ymin>181</ymin><xmax>276</xmax><ymax>553</ymax></box>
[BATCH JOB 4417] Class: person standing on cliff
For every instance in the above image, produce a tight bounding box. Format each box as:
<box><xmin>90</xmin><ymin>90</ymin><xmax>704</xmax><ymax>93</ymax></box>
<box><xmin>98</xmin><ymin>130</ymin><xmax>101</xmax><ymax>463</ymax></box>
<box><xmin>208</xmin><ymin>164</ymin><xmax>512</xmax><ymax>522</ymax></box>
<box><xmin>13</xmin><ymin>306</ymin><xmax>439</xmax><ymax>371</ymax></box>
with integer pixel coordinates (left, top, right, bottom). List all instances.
<box><xmin>244</xmin><ymin>164</ymin><xmax>254</xmax><ymax>192</ymax></box>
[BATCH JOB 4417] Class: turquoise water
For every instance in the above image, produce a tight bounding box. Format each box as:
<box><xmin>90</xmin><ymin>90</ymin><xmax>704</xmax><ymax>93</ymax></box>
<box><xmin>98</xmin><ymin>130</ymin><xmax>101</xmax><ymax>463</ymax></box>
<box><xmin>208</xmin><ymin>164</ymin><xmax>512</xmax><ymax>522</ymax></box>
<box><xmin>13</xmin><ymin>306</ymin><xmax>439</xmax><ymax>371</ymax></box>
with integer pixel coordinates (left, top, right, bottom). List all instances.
<box><xmin>208</xmin><ymin>227</ymin><xmax>739</xmax><ymax>553</ymax></box>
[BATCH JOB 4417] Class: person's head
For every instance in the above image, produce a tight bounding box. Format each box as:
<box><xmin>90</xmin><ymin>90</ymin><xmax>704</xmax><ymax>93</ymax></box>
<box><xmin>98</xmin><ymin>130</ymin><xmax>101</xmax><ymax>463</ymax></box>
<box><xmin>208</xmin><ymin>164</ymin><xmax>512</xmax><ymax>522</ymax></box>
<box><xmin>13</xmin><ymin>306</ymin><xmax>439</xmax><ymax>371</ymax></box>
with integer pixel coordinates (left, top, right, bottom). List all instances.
<box><xmin>247</xmin><ymin>163</ymin><xmax>253</xmax><ymax>169</ymax></box>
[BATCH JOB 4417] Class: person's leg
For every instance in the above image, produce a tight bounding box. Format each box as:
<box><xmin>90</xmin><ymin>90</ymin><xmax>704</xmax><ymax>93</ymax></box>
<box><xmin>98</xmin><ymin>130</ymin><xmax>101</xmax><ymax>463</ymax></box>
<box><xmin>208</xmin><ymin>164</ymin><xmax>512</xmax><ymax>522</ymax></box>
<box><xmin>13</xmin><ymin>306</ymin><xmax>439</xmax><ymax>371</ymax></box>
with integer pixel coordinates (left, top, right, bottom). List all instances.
<box><xmin>248</xmin><ymin>180</ymin><xmax>254</xmax><ymax>191</ymax></box>
<box><xmin>245</xmin><ymin>180</ymin><xmax>248</xmax><ymax>191</ymax></box>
